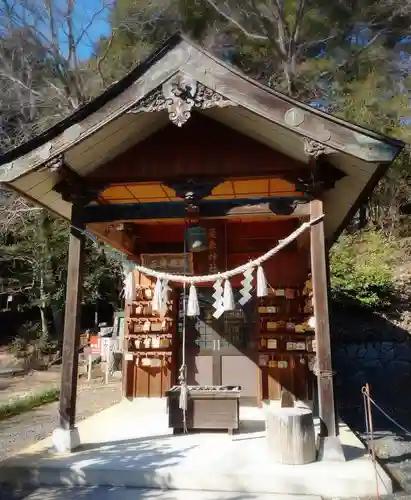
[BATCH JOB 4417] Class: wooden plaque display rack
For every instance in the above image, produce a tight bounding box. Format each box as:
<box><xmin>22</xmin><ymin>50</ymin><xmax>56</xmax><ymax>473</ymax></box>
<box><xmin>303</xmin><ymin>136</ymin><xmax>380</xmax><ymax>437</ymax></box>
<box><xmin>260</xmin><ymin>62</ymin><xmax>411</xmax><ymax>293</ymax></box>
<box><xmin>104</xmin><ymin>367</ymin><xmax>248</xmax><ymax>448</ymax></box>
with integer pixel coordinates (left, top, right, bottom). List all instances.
<box><xmin>124</xmin><ymin>279</ymin><xmax>177</xmax><ymax>398</ymax></box>
<box><xmin>257</xmin><ymin>277</ymin><xmax>316</xmax><ymax>402</ymax></box>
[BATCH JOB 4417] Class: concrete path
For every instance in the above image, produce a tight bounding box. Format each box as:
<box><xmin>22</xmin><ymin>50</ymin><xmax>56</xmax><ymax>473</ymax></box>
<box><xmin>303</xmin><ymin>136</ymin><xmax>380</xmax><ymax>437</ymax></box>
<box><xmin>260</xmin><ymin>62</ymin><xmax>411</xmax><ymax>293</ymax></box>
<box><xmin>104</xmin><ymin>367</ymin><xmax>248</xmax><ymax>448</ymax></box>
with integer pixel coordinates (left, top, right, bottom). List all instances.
<box><xmin>0</xmin><ymin>486</ymin><xmax>323</xmax><ymax>500</ymax></box>
<box><xmin>0</xmin><ymin>399</ymin><xmax>392</xmax><ymax>498</ymax></box>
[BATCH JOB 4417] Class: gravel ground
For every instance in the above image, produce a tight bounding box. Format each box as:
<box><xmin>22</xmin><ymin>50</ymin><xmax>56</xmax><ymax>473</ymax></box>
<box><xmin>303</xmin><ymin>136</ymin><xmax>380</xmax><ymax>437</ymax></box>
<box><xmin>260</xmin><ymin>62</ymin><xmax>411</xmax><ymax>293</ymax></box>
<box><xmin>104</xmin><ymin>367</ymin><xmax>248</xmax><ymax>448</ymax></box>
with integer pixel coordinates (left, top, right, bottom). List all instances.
<box><xmin>371</xmin><ymin>430</ymin><xmax>411</xmax><ymax>496</ymax></box>
<box><xmin>330</xmin><ymin>421</ymin><xmax>411</xmax><ymax>500</ymax></box>
<box><xmin>0</xmin><ymin>371</ymin><xmax>61</xmax><ymax>406</ymax></box>
<box><xmin>0</xmin><ymin>378</ymin><xmax>122</xmax><ymax>460</ymax></box>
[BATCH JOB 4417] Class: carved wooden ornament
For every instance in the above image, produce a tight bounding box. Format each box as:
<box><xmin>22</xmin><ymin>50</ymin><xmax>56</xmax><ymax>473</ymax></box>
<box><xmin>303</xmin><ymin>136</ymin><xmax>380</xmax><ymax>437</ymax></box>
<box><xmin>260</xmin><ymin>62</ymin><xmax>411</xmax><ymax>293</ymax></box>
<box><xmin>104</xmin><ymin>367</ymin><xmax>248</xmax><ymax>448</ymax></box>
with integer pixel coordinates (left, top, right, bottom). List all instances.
<box><xmin>303</xmin><ymin>138</ymin><xmax>335</xmax><ymax>158</ymax></box>
<box><xmin>44</xmin><ymin>153</ymin><xmax>64</xmax><ymax>173</ymax></box>
<box><xmin>130</xmin><ymin>74</ymin><xmax>236</xmax><ymax>127</ymax></box>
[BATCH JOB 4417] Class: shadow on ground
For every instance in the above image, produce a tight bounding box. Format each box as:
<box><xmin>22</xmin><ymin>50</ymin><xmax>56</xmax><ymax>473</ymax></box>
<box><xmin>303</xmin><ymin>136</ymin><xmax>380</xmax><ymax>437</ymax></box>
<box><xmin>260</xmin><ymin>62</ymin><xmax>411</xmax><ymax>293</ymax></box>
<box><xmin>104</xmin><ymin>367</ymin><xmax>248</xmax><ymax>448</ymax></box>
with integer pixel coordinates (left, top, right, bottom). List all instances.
<box><xmin>0</xmin><ymin>485</ymin><xmax>272</xmax><ymax>500</ymax></box>
<box><xmin>331</xmin><ymin>301</ymin><xmax>411</xmax><ymax>494</ymax></box>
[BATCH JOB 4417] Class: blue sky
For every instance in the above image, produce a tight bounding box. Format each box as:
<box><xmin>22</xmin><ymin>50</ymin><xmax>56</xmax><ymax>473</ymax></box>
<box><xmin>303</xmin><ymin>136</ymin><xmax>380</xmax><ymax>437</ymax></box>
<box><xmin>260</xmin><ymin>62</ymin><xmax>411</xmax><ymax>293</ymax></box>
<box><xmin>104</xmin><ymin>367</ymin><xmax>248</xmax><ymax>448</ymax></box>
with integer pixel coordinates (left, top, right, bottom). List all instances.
<box><xmin>73</xmin><ymin>0</ymin><xmax>111</xmax><ymax>59</ymax></box>
<box><xmin>56</xmin><ymin>0</ymin><xmax>111</xmax><ymax>60</ymax></box>
<box><xmin>6</xmin><ymin>0</ymin><xmax>111</xmax><ymax>60</ymax></box>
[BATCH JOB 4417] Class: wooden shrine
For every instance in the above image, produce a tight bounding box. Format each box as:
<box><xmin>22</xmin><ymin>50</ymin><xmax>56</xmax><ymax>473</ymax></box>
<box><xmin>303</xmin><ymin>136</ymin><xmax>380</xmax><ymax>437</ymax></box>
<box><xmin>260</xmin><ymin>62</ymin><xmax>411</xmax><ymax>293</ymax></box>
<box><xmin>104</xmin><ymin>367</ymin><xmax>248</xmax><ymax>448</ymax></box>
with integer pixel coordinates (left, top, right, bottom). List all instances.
<box><xmin>122</xmin><ymin>218</ymin><xmax>314</xmax><ymax>405</ymax></box>
<box><xmin>0</xmin><ymin>34</ymin><xmax>403</xmax><ymax>457</ymax></box>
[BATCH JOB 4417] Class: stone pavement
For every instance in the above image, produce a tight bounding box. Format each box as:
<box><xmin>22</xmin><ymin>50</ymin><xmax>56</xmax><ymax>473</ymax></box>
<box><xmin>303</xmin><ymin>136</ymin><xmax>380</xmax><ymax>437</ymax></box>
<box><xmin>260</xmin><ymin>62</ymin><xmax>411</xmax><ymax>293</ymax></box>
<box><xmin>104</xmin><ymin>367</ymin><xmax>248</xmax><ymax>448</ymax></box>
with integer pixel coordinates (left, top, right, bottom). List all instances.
<box><xmin>0</xmin><ymin>486</ymin><xmax>323</xmax><ymax>500</ymax></box>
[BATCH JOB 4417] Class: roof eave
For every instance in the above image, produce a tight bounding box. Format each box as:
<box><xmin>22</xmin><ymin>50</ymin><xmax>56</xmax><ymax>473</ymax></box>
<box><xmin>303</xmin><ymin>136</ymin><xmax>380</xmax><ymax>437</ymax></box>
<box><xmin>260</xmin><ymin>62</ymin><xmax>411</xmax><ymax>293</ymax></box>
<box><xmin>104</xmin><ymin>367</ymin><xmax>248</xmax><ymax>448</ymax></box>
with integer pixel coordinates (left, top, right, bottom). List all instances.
<box><xmin>0</xmin><ymin>33</ymin><xmax>184</xmax><ymax>169</ymax></box>
<box><xmin>0</xmin><ymin>32</ymin><xmax>405</xmax><ymax>184</ymax></box>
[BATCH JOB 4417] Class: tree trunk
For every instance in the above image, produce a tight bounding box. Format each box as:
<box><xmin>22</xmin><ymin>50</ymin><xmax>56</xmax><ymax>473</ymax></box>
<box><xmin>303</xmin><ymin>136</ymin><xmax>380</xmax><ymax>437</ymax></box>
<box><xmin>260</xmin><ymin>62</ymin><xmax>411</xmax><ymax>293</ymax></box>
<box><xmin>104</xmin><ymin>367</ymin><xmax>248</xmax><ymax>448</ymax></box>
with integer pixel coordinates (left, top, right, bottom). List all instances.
<box><xmin>40</xmin><ymin>306</ymin><xmax>48</xmax><ymax>338</ymax></box>
<box><xmin>358</xmin><ymin>203</ymin><xmax>367</xmax><ymax>229</ymax></box>
<box><xmin>94</xmin><ymin>301</ymin><xmax>99</xmax><ymax>330</ymax></box>
<box><xmin>39</xmin><ymin>272</ymin><xmax>49</xmax><ymax>342</ymax></box>
<box><xmin>283</xmin><ymin>58</ymin><xmax>297</xmax><ymax>96</ymax></box>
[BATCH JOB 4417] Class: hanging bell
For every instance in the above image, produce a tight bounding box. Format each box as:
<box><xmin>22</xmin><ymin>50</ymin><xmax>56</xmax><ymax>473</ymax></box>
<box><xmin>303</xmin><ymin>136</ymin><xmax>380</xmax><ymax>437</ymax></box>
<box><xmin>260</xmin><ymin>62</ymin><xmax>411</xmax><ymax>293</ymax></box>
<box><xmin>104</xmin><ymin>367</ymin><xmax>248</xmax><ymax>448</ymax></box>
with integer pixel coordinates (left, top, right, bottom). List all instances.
<box><xmin>185</xmin><ymin>225</ymin><xmax>208</xmax><ymax>253</ymax></box>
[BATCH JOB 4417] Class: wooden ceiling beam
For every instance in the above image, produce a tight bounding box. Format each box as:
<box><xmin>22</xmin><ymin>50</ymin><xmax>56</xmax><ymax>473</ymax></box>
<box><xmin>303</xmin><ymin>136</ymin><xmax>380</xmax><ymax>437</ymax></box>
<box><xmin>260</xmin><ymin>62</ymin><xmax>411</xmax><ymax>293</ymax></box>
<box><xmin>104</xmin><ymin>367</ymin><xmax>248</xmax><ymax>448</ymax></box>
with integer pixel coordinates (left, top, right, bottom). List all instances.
<box><xmin>82</xmin><ymin>196</ymin><xmax>312</xmax><ymax>224</ymax></box>
<box><xmin>49</xmin><ymin>154</ymin><xmax>108</xmax><ymax>203</ymax></box>
<box><xmin>86</xmin><ymin>222</ymin><xmax>138</xmax><ymax>258</ymax></box>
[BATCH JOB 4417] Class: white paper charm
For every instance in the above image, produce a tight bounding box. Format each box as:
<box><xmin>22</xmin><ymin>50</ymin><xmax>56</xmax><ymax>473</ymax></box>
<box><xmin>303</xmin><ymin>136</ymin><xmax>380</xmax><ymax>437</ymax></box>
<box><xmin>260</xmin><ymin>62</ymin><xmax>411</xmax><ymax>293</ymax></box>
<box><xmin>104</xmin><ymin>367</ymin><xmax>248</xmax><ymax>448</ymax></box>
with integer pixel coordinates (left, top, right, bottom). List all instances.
<box><xmin>256</xmin><ymin>266</ymin><xmax>268</xmax><ymax>297</ymax></box>
<box><xmin>187</xmin><ymin>284</ymin><xmax>200</xmax><ymax>317</ymax></box>
<box><xmin>160</xmin><ymin>280</ymin><xmax>171</xmax><ymax>317</ymax></box>
<box><xmin>223</xmin><ymin>279</ymin><xmax>235</xmax><ymax>311</ymax></box>
<box><xmin>239</xmin><ymin>267</ymin><xmax>254</xmax><ymax>305</ymax></box>
<box><xmin>212</xmin><ymin>279</ymin><xmax>225</xmax><ymax>318</ymax></box>
<box><xmin>123</xmin><ymin>271</ymin><xmax>136</xmax><ymax>301</ymax></box>
<box><xmin>152</xmin><ymin>278</ymin><xmax>171</xmax><ymax>317</ymax></box>
<box><xmin>152</xmin><ymin>278</ymin><xmax>163</xmax><ymax>312</ymax></box>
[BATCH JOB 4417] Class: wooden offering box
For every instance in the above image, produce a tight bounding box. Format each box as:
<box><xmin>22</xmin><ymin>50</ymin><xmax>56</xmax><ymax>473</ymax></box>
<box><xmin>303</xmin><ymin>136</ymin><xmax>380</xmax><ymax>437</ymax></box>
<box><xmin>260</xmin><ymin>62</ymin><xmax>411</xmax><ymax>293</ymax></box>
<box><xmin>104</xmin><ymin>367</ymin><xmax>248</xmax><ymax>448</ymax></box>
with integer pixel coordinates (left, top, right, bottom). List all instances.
<box><xmin>167</xmin><ymin>385</ymin><xmax>241</xmax><ymax>435</ymax></box>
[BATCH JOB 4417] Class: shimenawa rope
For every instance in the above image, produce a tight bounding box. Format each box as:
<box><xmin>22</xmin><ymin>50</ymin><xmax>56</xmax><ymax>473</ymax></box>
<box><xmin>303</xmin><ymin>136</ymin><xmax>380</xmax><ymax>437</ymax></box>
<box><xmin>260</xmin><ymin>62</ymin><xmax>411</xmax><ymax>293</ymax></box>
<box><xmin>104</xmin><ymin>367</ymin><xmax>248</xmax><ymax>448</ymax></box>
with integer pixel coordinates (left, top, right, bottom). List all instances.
<box><xmin>131</xmin><ymin>215</ymin><xmax>323</xmax><ymax>283</ymax></box>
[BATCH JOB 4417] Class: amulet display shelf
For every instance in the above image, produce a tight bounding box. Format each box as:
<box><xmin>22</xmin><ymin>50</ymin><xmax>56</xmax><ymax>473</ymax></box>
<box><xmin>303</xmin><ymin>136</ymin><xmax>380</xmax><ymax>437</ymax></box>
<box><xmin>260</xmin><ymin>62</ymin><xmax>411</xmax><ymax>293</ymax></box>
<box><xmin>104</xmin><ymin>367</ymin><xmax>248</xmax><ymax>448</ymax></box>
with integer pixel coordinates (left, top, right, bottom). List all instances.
<box><xmin>257</xmin><ymin>278</ymin><xmax>316</xmax><ymax>403</ymax></box>
<box><xmin>125</xmin><ymin>282</ymin><xmax>177</xmax><ymax>398</ymax></box>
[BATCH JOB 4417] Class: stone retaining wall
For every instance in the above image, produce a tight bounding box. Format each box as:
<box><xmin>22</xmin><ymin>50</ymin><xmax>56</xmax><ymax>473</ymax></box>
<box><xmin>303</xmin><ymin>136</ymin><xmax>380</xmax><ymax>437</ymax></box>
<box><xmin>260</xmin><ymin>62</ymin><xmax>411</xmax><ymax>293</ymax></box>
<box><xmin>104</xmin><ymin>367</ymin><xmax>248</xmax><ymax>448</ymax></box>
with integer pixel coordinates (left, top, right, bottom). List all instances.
<box><xmin>330</xmin><ymin>302</ymin><xmax>411</xmax><ymax>431</ymax></box>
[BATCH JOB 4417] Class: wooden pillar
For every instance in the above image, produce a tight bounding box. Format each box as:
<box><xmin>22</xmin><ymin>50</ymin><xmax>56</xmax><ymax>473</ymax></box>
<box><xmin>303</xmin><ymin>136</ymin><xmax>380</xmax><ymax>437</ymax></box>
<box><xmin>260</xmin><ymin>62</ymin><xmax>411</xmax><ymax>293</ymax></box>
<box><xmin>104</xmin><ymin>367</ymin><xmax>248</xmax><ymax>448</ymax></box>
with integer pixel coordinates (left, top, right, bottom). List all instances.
<box><xmin>59</xmin><ymin>203</ymin><xmax>85</xmax><ymax>430</ymax></box>
<box><xmin>325</xmin><ymin>248</ymin><xmax>340</xmax><ymax>436</ymax></box>
<box><xmin>122</xmin><ymin>270</ymin><xmax>133</xmax><ymax>400</ymax></box>
<box><xmin>310</xmin><ymin>199</ymin><xmax>344</xmax><ymax>460</ymax></box>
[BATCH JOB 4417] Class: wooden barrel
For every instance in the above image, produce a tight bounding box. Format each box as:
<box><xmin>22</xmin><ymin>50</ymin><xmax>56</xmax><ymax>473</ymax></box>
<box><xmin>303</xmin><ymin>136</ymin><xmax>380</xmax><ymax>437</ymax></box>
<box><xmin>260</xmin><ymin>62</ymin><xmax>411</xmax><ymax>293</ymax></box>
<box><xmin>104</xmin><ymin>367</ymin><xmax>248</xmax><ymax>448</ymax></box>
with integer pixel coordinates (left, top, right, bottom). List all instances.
<box><xmin>265</xmin><ymin>406</ymin><xmax>316</xmax><ymax>464</ymax></box>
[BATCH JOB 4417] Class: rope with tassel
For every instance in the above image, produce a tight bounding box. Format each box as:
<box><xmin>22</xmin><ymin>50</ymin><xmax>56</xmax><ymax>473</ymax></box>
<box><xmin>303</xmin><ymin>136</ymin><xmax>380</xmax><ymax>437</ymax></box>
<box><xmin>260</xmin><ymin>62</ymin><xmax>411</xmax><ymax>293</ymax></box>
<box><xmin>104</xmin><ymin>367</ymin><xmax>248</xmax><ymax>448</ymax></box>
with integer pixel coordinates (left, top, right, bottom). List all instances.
<box><xmin>131</xmin><ymin>216</ymin><xmax>322</xmax><ymax>283</ymax></box>
<box><xmin>178</xmin><ymin>237</ymin><xmax>189</xmax><ymax>432</ymax></box>
<box><xmin>125</xmin><ymin>216</ymin><xmax>323</xmax><ymax>318</ymax></box>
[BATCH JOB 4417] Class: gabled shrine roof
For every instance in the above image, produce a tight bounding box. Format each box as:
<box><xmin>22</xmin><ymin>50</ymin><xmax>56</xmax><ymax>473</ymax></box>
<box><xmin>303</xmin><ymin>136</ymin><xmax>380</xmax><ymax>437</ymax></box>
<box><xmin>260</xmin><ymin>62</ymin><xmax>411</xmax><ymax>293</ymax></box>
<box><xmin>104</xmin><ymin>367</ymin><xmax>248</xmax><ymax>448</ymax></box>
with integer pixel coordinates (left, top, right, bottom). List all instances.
<box><xmin>0</xmin><ymin>33</ymin><xmax>405</xmax><ymax>241</ymax></box>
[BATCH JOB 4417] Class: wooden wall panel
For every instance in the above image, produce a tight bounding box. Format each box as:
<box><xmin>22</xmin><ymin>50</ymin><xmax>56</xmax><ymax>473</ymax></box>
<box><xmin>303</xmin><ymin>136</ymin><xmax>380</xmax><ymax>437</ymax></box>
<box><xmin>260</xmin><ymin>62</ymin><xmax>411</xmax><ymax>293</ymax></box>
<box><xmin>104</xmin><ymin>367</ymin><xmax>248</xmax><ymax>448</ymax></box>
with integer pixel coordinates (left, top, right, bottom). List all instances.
<box><xmin>267</xmin><ymin>367</ymin><xmax>281</xmax><ymax>400</ymax></box>
<box><xmin>260</xmin><ymin>356</ymin><xmax>297</xmax><ymax>401</ymax></box>
<box><xmin>162</xmin><ymin>364</ymin><xmax>171</xmax><ymax>393</ymax></box>
<box><xmin>293</xmin><ymin>359</ymin><xmax>310</xmax><ymax>401</ymax></box>
<box><xmin>123</xmin><ymin>358</ymin><xmax>135</xmax><ymax>399</ymax></box>
<box><xmin>194</xmin><ymin>220</ymin><xmax>226</xmax><ymax>275</ymax></box>
<box><xmin>132</xmin><ymin>365</ymin><xmax>172</xmax><ymax>398</ymax></box>
<box><xmin>132</xmin><ymin>219</ymin><xmax>302</xmax><ymax>257</ymax></box>
<box><xmin>279</xmin><ymin>355</ymin><xmax>295</xmax><ymax>397</ymax></box>
<box><xmin>149</xmin><ymin>368</ymin><xmax>162</xmax><ymax>397</ymax></box>
<box><xmin>229</xmin><ymin>250</ymin><xmax>309</xmax><ymax>288</ymax></box>
<box><xmin>135</xmin><ymin>366</ymin><xmax>150</xmax><ymax>397</ymax></box>
<box><xmin>226</xmin><ymin>219</ymin><xmax>297</xmax><ymax>242</ymax></box>
<box><xmin>89</xmin><ymin>114</ymin><xmax>309</xmax><ymax>183</ymax></box>
<box><xmin>261</xmin><ymin>356</ymin><xmax>312</xmax><ymax>403</ymax></box>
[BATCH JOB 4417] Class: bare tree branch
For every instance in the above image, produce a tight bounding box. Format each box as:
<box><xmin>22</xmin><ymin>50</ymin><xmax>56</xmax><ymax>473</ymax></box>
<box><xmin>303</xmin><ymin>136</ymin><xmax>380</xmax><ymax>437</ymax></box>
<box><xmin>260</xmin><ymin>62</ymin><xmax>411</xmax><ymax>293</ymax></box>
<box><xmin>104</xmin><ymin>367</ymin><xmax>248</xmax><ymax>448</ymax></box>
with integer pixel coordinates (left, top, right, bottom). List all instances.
<box><xmin>96</xmin><ymin>34</ymin><xmax>115</xmax><ymax>88</ymax></box>
<box><xmin>202</xmin><ymin>0</ymin><xmax>268</xmax><ymax>40</ymax></box>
